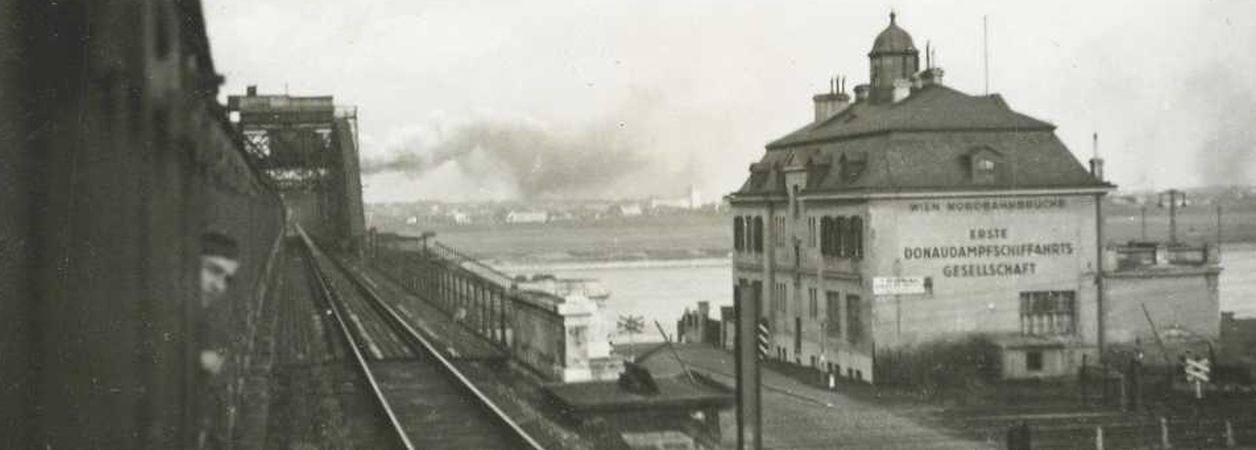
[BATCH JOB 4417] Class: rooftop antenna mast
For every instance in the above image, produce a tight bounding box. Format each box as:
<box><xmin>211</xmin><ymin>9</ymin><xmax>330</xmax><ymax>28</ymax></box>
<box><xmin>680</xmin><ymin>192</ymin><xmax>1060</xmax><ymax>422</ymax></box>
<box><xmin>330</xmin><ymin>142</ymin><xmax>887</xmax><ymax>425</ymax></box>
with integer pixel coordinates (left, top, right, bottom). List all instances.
<box><xmin>983</xmin><ymin>16</ymin><xmax>990</xmax><ymax>95</ymax></box>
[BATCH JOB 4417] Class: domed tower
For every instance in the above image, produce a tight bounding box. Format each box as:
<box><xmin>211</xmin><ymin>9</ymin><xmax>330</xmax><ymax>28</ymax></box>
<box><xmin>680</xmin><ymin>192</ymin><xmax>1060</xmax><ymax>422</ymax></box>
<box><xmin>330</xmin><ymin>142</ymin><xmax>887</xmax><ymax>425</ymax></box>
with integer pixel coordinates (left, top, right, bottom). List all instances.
<box><xmin>868</xmin><ymin>12</ymin><xmax>919</xmax><ymax>104</ymax></box>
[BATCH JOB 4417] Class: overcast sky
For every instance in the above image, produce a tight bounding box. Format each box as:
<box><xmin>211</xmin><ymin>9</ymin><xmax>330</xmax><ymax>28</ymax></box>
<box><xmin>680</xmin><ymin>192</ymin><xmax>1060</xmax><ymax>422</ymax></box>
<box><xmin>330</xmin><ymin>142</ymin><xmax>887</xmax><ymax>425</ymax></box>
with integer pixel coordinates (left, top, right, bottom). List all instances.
<box><xmin>204</xmin><ymin>0</ymin><xmax>1256</xmax><ymax>203</ymax></box>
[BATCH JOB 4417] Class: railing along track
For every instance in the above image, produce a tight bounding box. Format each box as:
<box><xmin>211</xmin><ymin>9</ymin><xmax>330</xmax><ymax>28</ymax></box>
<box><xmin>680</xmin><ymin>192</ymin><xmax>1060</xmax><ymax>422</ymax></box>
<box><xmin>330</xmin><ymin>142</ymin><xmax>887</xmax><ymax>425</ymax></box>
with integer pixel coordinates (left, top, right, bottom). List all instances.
<box><xmin>298</xmin><ymin>225</ymin><xmax>546</xmax><ymax>450</ymax></box>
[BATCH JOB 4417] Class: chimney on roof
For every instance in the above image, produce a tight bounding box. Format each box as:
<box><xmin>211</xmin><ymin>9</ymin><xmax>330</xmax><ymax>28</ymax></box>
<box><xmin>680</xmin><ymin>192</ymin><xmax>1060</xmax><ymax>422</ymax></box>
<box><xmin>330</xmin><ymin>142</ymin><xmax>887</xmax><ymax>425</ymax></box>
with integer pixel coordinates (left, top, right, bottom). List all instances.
<box><xmin>853</xmin><ymin>84</ymin><xmax>871</xmax><ymax>103</ymax></box>
<box><xmin>246</xmin><ymin>85</ymin><xmax>257</xmax><ymax>96</ymax></box>
<box><xmin>920</xmin><ymin>67</ymin><xmax>945</xmax><ymax>87</ymax></box>
<box><xmin>1089</xmin><ymin>132</ymin><xmax>1105</xmax><ymax>181</ymax></box>
<box><xmin>812</xmin><ymin>76</ymin><xmax>851</xmax><ymax>122</ymax></box>
<box><xmin>892</xmin><ymin>79</ymin><xmax>912</xmax><ymax>103</ymax></box>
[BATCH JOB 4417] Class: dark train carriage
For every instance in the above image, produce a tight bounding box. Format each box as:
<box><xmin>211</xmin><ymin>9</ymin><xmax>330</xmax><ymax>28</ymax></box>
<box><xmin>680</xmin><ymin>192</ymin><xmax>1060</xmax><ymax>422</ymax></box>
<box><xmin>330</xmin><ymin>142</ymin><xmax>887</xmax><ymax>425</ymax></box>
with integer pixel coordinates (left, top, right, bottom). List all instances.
<box><xmin>2</xmin><ymin>1</ymin><xmax>285</xmax><ymax>448</ymax></box>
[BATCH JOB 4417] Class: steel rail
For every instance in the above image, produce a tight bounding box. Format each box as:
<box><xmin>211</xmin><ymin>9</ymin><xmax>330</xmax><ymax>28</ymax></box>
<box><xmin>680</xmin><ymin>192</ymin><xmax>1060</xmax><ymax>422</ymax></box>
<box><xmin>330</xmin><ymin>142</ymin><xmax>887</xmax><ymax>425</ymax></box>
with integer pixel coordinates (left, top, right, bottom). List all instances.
<box><xmin>329</xmin><ymin>255</ymin><xmax>549</xmax><ymax>450</ymax></box>
<box><xmin>296</xmin><ymin>226</ymin><xmax>416</xmax><ymax>450</ymax></box>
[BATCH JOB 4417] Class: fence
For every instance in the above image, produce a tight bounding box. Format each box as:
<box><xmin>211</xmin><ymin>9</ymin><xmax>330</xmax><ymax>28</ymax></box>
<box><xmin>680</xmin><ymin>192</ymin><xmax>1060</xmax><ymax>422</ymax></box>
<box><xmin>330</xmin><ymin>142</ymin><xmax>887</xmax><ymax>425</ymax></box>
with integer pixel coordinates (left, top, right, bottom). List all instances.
<box><xmin>371</xmin><ymin>239</ymin><xmax>571</xmax><ymax>380</ymax></box>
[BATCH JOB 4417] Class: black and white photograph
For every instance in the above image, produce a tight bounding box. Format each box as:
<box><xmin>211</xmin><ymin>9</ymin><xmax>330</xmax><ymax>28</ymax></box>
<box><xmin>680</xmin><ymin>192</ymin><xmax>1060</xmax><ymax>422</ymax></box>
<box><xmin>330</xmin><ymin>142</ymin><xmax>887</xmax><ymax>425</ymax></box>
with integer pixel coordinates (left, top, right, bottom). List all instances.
<box><xmin>2</xmin><ymin>1</ymin><xmax>1255</xmax><ymax>449</ymax></box>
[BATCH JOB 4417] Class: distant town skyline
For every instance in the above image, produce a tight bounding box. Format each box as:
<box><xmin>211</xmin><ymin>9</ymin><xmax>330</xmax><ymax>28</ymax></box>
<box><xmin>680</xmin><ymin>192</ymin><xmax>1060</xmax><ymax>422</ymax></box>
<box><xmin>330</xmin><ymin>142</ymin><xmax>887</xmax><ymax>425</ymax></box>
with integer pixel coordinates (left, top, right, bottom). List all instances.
<box><xmin>205</xmin><ymin>0</ymin><xmax>1256</xmax><ymax>202</ymax></box>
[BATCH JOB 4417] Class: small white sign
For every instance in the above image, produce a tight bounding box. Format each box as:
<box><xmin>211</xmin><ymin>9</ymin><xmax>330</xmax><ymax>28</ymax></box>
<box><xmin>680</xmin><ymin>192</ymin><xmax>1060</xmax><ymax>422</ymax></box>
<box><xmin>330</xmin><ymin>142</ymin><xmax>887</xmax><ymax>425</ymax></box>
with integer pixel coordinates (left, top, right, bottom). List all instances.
<box><xmin>873</xmin><ymin>276</ymin><xmax>927</xmax><ymax>295</ymax></box>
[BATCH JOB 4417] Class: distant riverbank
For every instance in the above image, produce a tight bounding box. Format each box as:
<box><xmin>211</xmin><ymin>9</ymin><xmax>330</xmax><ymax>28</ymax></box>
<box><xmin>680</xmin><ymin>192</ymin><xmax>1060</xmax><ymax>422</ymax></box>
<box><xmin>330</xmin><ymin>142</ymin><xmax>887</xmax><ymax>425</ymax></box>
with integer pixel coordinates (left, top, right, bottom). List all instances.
<box><xmin>377</xmin><ymin>207</ymin><xmax>1256</xmax><ymax>265</ymax></box>
<box><xmin>409</xmin><ymin>220</ymin><xmax>729</xmax><ymax>265</ymax></box>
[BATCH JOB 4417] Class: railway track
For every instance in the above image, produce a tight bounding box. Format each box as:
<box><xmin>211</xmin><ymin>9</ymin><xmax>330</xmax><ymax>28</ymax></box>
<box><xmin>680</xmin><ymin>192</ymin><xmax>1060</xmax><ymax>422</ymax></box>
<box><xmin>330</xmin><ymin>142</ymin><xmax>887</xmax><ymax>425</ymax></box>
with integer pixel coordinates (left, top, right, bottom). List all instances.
<box><xmin>295</xmin><ymin>227</ymin><xmax>546</xmax><ymax>450</ymax></box>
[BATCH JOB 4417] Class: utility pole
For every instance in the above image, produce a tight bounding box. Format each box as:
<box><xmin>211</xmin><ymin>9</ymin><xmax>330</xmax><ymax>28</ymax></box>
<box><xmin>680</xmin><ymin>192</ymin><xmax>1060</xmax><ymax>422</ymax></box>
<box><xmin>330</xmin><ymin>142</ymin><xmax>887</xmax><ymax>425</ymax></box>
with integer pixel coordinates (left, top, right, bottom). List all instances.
<box><xmin>1158</xmin><ymin>190</ymin><xmax>1186</xmax><ymax>244</ymax></box>
<box><xmin>1090</xmin><ymin>133</ymin><xmax>1107</xmax><ymax>367</ymax></box>
<box><xmin>983</xmin><ymin>16</ymin><xmax>990</xmax><ymax>95</ymax></box>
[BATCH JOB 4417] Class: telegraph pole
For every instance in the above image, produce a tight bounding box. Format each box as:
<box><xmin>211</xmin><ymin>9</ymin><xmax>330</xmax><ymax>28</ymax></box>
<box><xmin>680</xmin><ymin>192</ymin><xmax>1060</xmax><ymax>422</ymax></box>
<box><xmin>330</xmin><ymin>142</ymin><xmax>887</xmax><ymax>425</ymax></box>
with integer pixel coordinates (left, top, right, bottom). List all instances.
<box><xmin>983</xmin><ymin>16</ymin><xmax>990</xmax><ymax>95</ymax></box>
<box><xmin>1090</xmin><ymin>133</ymin><xmax>1107</xmax><ymax>367</ymax></box>
<box><xmin>1159</xmin><ymin>190</ymin><xmax>1186</xmax><ymax>244</ymax></box>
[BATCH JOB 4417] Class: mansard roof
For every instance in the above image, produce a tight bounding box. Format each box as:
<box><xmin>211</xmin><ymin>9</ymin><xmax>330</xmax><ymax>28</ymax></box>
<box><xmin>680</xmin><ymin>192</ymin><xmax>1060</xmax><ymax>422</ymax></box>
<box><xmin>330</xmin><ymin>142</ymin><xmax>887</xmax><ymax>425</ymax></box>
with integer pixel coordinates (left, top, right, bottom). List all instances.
<box><xmin>735</xmin><ymin>87</ymin><xmax>1109</xmax><ymax>197</ymax></box>
<box><xmin>768</xmin><ymin>85</ymin><xmax>1055</xmax><ymax>149</ymax></box>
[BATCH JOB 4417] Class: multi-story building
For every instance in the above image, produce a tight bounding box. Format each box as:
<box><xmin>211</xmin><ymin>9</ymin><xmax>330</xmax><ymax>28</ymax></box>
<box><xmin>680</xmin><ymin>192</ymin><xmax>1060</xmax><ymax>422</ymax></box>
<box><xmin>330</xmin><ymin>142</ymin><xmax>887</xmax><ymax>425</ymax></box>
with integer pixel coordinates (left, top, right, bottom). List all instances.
<box><xmin>728</xmin><ymin>13</ymin><xmax>1115</xmax><ymax>383</ymax></box>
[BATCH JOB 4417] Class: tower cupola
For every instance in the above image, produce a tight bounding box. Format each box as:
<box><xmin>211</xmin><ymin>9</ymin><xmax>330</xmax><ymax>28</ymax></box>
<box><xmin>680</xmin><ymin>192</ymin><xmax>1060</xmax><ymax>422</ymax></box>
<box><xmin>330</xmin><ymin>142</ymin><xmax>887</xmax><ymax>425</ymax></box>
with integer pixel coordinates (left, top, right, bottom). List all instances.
<box><xmin>868</xmin><ymin>12</ymin><xmax>919</xmax><ymax>104</ymax></box>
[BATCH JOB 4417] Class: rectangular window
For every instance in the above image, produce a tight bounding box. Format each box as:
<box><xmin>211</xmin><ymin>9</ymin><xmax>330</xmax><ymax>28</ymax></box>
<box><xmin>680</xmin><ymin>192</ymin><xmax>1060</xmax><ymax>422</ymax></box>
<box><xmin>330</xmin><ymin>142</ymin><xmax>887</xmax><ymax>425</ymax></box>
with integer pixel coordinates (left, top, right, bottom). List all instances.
<box><xmin>772</xmin><ymin>216</ymin><xmax>778</xmax><ymax>247</ymax></box>
<box><xmin>752</xmin><ymin>281</ymin><xmax>764</xmax><ymax>317</ymax></box>
<box><xmin>846</xmin><ymin>295</ymin><xmax>862</xmax><ymax>344</ymax></box>
<box><xmin>1026</xmin><ymin>351</ymin><xmax>1044</xmax><ymax>372</ymax></box>
<box><xmin>1020</xmin><ymin>291</ymin><xmax>1077</xmax><ymax>335</ymax></box>
<box><xmin>825</xmin><ymin>291</ymin><xmax>841</xmax><ymax>338</ymax></box>
<box><xmin>808</xmin><ymin>288</ymin><xmax>818</xmax><ymax>318</ymax></box>
<box><xmin>849</xmin><ymin>216</ymin><xmax>864</xmax><ymax>260</ymax></box>
<box><xmin>808</xmin><ymin>217</ymin><xmax>817</xmax><ymax>248</ymax></box>
<box><xmin>774</xmin><ymin>282</ymin><xmax>788</xmax><ymax>313</ymax></box>
<box><xmin>776</xmin><ymin>216</ymin><xmax>787</xmax><ymax>247</ymax></box>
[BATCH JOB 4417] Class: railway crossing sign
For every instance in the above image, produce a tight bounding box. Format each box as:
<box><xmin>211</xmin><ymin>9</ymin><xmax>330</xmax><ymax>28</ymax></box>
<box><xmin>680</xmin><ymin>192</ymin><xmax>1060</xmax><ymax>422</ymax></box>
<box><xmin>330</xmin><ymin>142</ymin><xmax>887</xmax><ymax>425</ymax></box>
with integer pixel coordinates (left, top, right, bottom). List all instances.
<box><xmin>756</xmin><ymin>319</ymin><xmax>770</xmax><ymax>359</ymax></box>
<box><xmin>1184</xmin><ymin>357</ymin><xmax>1210</xmax><ymax>399</ymax></box>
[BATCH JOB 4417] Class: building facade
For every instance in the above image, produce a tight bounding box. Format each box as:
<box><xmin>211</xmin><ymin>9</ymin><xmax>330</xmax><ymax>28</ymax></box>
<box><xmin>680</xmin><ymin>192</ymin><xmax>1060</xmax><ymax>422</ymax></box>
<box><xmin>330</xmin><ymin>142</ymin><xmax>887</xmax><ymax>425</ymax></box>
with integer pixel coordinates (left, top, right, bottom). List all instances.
<box><xmin>728</xmin><ymin>13</ymin><xmax>1114</xmax><ymax>382</ymax></box>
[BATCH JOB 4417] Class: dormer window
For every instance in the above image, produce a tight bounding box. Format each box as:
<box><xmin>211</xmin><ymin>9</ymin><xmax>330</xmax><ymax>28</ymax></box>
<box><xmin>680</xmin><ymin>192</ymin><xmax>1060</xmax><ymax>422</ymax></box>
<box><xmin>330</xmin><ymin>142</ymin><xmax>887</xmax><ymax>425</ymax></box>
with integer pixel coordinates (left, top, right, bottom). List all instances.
<box><xmin>975</xmin><ymin>158</ymin><xmax>996</xmax><ymax>184</ymax></box>
<box><xmin>968</xmin><ymin>147</ymin><xmax>1002</xmax><ymax>185</ymax></box>
<box><xmin>838</xmin><ymin>152</ymin><xmax>867</xmax><ymax>184</ymax></box>
<box><xmin>791</xmin><ymin>185</ymin><xmax>801</xmax><ymax>218</ymax></box>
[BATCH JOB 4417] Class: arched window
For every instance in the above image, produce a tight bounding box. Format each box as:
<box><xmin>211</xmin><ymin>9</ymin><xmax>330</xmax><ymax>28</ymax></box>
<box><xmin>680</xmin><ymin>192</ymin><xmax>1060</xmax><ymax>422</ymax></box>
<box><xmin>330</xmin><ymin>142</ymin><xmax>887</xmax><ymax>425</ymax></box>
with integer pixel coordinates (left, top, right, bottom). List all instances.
<box><xmin>849</xmin><ymin>216</ymin><xmax>864</xmax><ymax>260</ymax></box>
<box><xmin>969</xmin><ymin>147</ymin><xmax>1001</xmax><ymax>185</ymax></box>
<box><xmin>834</xmin><ymin>216</ymin><xmax>847</xmax><ymax>258</ymax></box>
<box><xmin>819</xmin><ymin>217</ymin><xmax>831</xmax><ymax>256</ymax></box>
<box><xmin>753</xmin><ymin>216</ymin><xmax>765</xmax><ymax>253</ymax></box>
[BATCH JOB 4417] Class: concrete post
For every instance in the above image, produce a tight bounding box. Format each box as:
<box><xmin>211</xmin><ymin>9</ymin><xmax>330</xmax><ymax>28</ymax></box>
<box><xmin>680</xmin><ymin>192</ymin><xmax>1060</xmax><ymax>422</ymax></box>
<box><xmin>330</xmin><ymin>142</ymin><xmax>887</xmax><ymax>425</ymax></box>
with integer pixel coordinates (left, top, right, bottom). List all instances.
<box><xmin>494</xmin><ymin>287</ymin><xmax>504</xmax><ymax>346</ymax></box>
<box><xmin>1095</xmin><ymin>426</ymin><xmax>1104</xmax><ymax>450</ymax></box>
<box><xmin>476</xmin><ymin>282</ymin><xmax>485</xmax><ymax>335</ymax></box>
<box><xmin>1225</xmin><ymin>420</ymin><xmax>1235</xmax><ymax>448</ymax></box>
<box><xmin>488</xmin><ymin>288</ymin><xmax>497</xmax><ymax>343</ymax></box>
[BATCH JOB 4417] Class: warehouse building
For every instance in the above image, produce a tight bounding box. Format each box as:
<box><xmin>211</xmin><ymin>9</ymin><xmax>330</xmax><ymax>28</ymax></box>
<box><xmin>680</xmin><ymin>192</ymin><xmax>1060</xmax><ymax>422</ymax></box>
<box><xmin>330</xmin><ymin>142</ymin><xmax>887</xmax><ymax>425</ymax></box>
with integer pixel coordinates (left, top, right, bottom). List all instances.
<box><xmin>727</xmin><ymin>13</ymin><xmax>1120</xmax><ymax>383</ymax></box>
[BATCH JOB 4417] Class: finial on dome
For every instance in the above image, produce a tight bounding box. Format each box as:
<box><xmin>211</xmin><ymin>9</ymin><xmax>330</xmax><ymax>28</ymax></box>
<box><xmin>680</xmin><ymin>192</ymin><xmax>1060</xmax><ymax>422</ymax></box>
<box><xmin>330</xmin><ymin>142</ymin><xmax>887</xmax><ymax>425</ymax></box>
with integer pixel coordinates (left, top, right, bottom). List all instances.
<box><xmin>890</xmin><ymin>10</ymin><xmax>897</xmax><ymax>24</ymax></box>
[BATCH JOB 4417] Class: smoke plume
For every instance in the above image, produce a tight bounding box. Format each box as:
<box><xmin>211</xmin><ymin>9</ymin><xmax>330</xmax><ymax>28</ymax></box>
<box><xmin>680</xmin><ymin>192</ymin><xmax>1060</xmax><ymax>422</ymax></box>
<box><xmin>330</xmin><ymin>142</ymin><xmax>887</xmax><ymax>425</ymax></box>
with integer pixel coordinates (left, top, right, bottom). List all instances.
<box><xmin>362</xmin><ymin>117</ymin><xmax>651</xmax><ymax>199</ymax></box>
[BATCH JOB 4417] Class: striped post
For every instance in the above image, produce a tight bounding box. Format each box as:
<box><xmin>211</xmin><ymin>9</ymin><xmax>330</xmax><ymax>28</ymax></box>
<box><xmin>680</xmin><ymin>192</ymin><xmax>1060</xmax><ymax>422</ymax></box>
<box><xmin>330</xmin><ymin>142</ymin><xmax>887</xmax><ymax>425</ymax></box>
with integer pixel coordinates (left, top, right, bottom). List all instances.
<box><xmin>1225</xmin><ymin>420</ymin><xmax>1236</xmax><ymax>448</ymax></box>
<box><xmin>1160</xmin><ymin>416</ymin><xmax>1171</xmax><ymax>449</ymax></box>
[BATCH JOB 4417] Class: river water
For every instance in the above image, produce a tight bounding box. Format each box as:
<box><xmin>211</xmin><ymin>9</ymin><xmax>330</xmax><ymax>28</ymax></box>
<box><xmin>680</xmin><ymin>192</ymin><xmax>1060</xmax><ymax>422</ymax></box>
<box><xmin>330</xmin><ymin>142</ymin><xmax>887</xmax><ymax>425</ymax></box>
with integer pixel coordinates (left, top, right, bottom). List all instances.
<box><xmin>500</xmin><ymin>244</ymin><xmax>1256</xmax><ymax>342</ymax></box>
